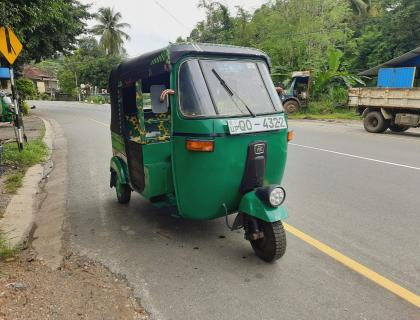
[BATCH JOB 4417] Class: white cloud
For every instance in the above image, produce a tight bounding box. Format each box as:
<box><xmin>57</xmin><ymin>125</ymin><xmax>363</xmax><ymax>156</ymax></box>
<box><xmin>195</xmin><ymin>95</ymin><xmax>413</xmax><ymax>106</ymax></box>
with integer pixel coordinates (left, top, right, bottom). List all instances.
<box><xmin>82</xmin><ymin>0</ymin><xmax>267</xmax><ymax>57</ymax></box>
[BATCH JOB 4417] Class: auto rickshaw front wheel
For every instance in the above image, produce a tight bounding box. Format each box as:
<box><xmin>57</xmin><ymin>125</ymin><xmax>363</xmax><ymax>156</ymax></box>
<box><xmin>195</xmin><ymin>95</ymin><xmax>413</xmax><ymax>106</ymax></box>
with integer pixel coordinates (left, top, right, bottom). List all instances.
<box><xmin>115</xmin><ymin>180</ymin><xmax>131</xmax><ymax>204</ymax></box>
<box><xmin>249</xmin><ymin>219</ymin><xmax>286</xmax><ymax>262</ymax></box>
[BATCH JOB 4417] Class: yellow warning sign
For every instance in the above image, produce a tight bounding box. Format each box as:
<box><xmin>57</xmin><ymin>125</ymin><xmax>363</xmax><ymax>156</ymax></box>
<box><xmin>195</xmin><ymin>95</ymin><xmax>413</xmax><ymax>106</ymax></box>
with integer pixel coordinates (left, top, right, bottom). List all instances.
<box><xmin>0</xmin><ymin>27</ymin><xmax>23</xmax><ymax>65</ymax></box>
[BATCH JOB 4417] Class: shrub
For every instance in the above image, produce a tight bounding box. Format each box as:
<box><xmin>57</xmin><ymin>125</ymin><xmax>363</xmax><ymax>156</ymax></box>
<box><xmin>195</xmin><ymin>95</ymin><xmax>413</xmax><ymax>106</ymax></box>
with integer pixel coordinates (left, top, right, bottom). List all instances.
<box><xmin>16</xmin><ymin>78</ymin><xmax>37</xmax><ymax>100</ymax></box>
<box><xmin>21</xmin><ymin>101</ymin><xmax>29</xmax><ymax>115</ymax></box>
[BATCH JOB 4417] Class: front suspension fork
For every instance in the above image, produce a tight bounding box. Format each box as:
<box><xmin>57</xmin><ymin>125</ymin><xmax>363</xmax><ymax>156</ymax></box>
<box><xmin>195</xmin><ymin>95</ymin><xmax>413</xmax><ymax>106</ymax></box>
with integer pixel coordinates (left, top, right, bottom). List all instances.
<box><xmin>244</xmin><ymin>215</ymin><xmax>264</xmax><ymax>241</ymax></box>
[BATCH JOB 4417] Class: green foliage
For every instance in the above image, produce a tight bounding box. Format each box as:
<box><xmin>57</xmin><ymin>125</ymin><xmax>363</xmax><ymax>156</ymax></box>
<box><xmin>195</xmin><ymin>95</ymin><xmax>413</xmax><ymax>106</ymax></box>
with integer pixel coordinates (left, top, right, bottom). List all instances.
<box><xmin>21</xmin><ymin>101</ymin><xmax>29</xmax><ymax>116</ymax></box>
<box><xmin>86</xmin><ymin>95</ymin><xmax>110</xmax><ymax>104</ymax></box>
<box><xmin>16</xmin><ymin>78</ymin><xmax>36</xmax><ymax>100</ymax></box>
<box><xmin>57</xmin><ymin>37</ymin><xmax>122</xmax><ymax>96</ymax></box>
<box><xmin>0</xmin><ymin>231</ymin><xmax>18</xmax><ymax>259</ymax></box>
<box><xmin>350</xmin><ymin>0</ymin><xmax>420</xmax><ymax>71</ymax></box>
<box><xmin>185</xmin><ymin>0</ymin><xmax>420</xmax><ymax>114</ymax></box>
<box><xmin>189</xmin><ymin>1</ymin><xmax>235</xmax><ymax>43</ymax></box>
<box><xmin>289</xmin><ymin>109</ymin><xmax>360</xmax><ymax>120</ymax></box>
<box><xmin>349</xmin><ymin>0</ymin><xmax>371</xmax><ymax>15</ymax></box>
<box><xmin>5</xmin><ymin>171</ymin><xmax>25</xmax><ymax>194</ymax></box>
<box><xmin>311</xmin><ymin>48</ymin><xmax>365</xmax><ymax>99</ymax></box>
<box><xmin>189</xmin><ymin>0</ymin><xmax>354</xmax><ymax>73</ymax></box>
<box><xmin>0</xmin><ymin>0</ymin><xmax>90</xmax><ymax>64</ymax></box>
<box><xmin>2</xmin><ymin>136</ymin><xmax>48</xmax><ymax>194</ymax></box>
<box><xmin>2</xmin><ymin>138</ymin><xmax>48</xmax><ymax>170</ymax></box>
<box><xmin>58</xmin><ymin>69</ymin><xmax>78</xmax><ymax>95</ymax></box>
<box><xmin>90</xmin><ymin>7</ymin><xmax>131</xmax><ymax>56</ymax></box>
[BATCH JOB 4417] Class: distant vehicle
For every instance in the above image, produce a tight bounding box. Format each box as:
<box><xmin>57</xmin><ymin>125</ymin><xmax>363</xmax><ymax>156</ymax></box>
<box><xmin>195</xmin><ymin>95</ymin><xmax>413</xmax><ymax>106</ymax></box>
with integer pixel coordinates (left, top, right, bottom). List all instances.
<box><xmin>348</xmin><ymin>66</ymin><xmax>420</xmax><ymax>133</ymax></box>
<box><xmin>0</xmin><ymin>91</ymin><xmax>14</xmax><ymax>122</ymax></box>
<box><xmin>277</xmin><ymin>71</ymin><xmax>310</xmax><ymax>113</ymax></box>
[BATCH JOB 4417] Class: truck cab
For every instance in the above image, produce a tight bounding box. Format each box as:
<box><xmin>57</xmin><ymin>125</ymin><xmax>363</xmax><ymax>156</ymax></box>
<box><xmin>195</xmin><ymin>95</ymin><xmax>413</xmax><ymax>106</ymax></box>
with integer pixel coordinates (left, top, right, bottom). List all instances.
<box><xmin>277</xmin><ymin>71</ymin><xmax>310</xmax><ymax>114</ymax></box>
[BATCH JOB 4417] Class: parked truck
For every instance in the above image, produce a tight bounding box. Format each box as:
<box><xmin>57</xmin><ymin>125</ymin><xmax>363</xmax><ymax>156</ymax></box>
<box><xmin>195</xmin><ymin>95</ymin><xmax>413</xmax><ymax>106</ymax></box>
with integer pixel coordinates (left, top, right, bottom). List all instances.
<box><xmin>348</xmin><ymin>65</ymin><xmax>420</xmax><ymax>133</ymax></box>
<box><xmin>277</xmin><ymin>71</ymin><xmax>310</xmax><ymax>113</ymax></box>
<box><xmin>348</xmin><ymin>87</ymin><xmax>420</xmax><ymax>133</ymax></box>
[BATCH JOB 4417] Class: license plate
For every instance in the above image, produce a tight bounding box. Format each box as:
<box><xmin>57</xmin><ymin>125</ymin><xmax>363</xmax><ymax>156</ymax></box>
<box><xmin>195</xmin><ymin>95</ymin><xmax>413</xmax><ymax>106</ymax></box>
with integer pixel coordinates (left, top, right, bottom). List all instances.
<box><xmin>227</xmin><ymin>115</ymin><xmax>287</xmax><ymax>135</ymax></box>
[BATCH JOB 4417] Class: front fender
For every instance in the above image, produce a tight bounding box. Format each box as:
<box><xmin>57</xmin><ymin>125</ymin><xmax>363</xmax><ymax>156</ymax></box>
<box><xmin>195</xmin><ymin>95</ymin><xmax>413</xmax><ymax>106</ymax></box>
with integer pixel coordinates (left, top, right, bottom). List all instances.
<box><xmin>110</xmin><ymin>156</ymin><xmax>128</xmax><ymax>185</ymax></box>
<box><xmin>239</xmin><ymin>191</ymin><xmax>288</xmax><ymax>223</ymax></box>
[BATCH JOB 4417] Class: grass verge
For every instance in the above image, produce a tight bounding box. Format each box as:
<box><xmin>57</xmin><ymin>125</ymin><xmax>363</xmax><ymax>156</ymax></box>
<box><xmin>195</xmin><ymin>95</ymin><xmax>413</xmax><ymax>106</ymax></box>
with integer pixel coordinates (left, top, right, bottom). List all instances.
<box><xmin>289</xmin><ymin>111</ymin><xmax>361</xmax><ymax>120</ymax></box>
<box><xmin>0</xmin><ymin>231</ymin><xmax>18</xmax><ymax>259</ymax></box>
<box><xmin>2</xmin><ymin>130</ymin><xmax>48</xmax><ymax>194</ymax></box>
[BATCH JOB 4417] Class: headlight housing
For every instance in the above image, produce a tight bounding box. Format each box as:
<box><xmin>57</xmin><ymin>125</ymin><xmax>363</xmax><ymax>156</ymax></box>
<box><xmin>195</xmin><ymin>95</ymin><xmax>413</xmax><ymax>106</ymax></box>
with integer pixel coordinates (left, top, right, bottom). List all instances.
<box><xmin>256</xmin><ymin>186</ymin><xmax>286</xmax><ymax>207</ymax></box>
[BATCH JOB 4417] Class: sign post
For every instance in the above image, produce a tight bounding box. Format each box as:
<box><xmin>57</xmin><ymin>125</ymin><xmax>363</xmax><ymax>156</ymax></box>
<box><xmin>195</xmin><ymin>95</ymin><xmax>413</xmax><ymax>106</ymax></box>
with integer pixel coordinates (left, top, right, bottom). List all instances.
<box><xmin>0</xmin><ymin>26</ymin><xmax>24</xmax><ymax>151</ymax></box>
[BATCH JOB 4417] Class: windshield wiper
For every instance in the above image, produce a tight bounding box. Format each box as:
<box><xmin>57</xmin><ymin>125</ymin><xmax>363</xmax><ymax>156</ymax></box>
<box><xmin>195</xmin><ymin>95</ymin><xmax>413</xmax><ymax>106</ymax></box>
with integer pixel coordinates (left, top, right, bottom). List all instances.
<box><xmin>211</xmin><ymin>68</ymin><xmax>256</xmax><ymax>117</ymax></box>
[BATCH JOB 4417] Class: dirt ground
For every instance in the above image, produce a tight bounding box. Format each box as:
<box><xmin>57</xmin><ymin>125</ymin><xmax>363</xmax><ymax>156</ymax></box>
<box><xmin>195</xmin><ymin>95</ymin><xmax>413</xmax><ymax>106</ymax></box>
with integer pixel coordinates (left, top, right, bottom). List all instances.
<box><xmin>0</xmin><ymin>249</ymin><xmax>149</xmax><ymax>320</ymax></box>
<box><xmin>1</xmin><ymin>115</ymin><xmax>149</xmax><ymax>319</ymax></box>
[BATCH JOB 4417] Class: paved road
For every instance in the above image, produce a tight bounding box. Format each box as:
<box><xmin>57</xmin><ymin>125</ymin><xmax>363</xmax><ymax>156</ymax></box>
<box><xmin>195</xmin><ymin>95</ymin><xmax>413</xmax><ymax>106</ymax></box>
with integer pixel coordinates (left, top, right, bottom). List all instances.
<box><xmin>32</xmin><ymin>101</ymin><xmax>420</xmax><ymax>320</ymax></box>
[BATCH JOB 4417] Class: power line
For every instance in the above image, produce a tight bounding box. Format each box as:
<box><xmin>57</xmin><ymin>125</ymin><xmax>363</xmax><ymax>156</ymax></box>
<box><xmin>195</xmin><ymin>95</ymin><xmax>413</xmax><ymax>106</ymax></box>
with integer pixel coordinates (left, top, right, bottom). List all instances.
<box><xmin>154</xmin><ymin>0</ymin><xmax>191</xmax><ymax>32</ymax></box>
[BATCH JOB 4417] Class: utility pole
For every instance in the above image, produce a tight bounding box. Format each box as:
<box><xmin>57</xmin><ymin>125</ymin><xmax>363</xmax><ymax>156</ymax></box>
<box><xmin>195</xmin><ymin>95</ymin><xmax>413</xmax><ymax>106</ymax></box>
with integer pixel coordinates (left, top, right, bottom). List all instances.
<box><xmin>9</xmin><ymin>66</ymin><xmax>24</xmax><ymax>151</ymax></box>
<box><xmin>0</xmin><ymin>26</ymin><xmax>25</xmax><ymax>150</ymax></box>
<box><xmin>75</xmin><ymin>72</ymin><xmax>81</xmax><ymax>102</ymax></box>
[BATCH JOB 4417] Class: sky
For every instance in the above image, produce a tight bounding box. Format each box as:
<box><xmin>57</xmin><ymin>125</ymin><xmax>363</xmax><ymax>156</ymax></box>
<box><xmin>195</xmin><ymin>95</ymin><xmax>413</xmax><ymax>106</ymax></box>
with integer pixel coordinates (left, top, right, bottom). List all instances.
<box><xmin>82</xmin><ymin>0</ymin><xmax>267</xmax><ymax>57</ymax></box>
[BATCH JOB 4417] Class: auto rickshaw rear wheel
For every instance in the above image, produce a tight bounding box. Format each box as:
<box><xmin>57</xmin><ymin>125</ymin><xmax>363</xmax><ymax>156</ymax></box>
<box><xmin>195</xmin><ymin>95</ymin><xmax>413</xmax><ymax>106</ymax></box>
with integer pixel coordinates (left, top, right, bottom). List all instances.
<box><xmin>249</xmin><ymin>219</ymin><xmax>286</xmax><ymax>262</ymax></box>
<box><xmin>116</xmin><ymin>180</ymin><xmax>131</xmax><ymax>204</ymax></box>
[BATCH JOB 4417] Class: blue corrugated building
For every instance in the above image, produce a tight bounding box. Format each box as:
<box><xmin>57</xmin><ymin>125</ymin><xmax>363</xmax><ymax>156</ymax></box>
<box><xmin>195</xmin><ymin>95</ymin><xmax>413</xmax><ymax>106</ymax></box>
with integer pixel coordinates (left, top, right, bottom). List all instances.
<box><xmin>360</xmin><ymin>47</ymin><xmax>420</xmax><ymax>89</ymax></box>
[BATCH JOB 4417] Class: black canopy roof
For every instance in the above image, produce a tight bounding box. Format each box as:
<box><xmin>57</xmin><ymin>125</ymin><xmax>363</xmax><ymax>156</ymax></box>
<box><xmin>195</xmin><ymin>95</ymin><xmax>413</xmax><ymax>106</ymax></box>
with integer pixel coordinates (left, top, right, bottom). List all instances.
<box><xmin>112</xmin><ymin>43</ymin><xmax>271</xmax><ymax>82</ymax></box>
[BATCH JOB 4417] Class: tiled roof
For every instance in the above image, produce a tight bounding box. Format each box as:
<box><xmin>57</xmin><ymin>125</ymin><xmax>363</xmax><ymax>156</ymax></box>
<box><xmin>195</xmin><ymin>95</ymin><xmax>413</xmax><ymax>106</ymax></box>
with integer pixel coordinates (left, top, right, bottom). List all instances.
<box><xmin>22</xmin><ymin>65</ymin><xmax>57</xmax><ymax>81</ymax></box>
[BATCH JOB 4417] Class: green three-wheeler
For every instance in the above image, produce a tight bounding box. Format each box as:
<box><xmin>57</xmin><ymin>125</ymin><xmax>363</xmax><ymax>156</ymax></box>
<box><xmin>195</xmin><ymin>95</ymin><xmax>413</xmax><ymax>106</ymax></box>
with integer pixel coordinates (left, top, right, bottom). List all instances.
<box><xmin>109</xmin><ymin>43</ymin><xmax>291</xmax><ymax>262</ymax></box>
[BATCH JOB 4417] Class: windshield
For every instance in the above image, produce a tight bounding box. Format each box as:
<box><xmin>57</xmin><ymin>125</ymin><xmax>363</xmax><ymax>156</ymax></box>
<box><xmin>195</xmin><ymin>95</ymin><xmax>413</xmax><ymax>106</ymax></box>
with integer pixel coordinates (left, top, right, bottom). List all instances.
<box><xmin>179</xmin><ymin>59</ymin><xmax>283</xmax><ymax>117</ymax></box>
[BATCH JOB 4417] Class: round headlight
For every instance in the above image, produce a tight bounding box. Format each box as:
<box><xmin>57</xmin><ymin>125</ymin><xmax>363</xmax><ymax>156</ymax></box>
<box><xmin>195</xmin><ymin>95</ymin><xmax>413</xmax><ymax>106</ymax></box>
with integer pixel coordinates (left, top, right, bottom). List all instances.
<box><xmin>269</xmin><ymin>187</ymin><xmax>286</xmax><ymax>207</ymax></box>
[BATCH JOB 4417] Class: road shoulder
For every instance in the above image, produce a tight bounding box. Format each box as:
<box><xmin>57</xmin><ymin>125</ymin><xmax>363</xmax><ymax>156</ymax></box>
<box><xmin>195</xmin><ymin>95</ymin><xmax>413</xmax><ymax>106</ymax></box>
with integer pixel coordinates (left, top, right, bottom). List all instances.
<box><xmin>1</xmin><ymin>116</ymin><xmax>150</xmax><ymax>320</ymax></box>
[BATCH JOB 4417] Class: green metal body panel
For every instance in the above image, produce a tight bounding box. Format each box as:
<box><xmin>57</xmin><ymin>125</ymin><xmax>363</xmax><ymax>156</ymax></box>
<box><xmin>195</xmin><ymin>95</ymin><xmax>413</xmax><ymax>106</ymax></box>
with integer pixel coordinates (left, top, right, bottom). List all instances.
<box><xmin>110</xmin><ymin>52</ymin><xmax>289</xmax><ymax>222</ymax></box>
<box><xmin>110</xmin><ymin>156</ymin><xmax>128</xmax><ymax>185</ymax></box>
<box><xmin>169</xmin><ymin>56</ymin><xmax>288</xmax><ymax>220</ymax></box>
<box><xmin>141</xmin><ymin>142</ymin><xmax>174</xmax><ymax>199</ymax></box>
<box><xmin>0</xmin><ymin>100</ymin><xmax>13</xmax><ymax>122</ymax></box>
<box><xmin>239</xmin><ymin>191</ymin><xmax>288</xmax><ymax>222</ymax></box>
<box><xmin>111</xmin><ymin>132</ymin><xmax>125</xmax><ymax>154</ymax></box>
<box><xmin>111</xmin><ymin>125</ymin><xmax>173</xmax><ymax>200</ymax></box>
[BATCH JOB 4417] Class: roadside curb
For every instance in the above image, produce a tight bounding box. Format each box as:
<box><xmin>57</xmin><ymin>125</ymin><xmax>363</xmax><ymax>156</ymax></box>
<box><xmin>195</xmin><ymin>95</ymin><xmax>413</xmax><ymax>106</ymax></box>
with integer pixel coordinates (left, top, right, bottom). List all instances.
<box><xmin>288</xmin><ymin>118</ymin><xmax>362</xmax><ymax>126</ymax></box>
<box><xmin>0</xmin><ymin>117</ymin><xmax>53</xmax><ymax>249</ymax></box>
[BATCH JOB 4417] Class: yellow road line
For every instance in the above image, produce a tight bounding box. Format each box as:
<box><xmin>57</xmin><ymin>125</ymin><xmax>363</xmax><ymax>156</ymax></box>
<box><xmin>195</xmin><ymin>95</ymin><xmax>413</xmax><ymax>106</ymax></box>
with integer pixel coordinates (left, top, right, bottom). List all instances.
<box><xmin>89</xmin><ymin>116</ymin><xmax>420</xmax><ymax>309</ymax></box>
<box><xmin>284</xmin><ymin>222</ymin><xmax>420</xmax><ymax>309</ymax></box>
<box><xmin>89</xmin><ymin>118</ymin><xmax>108</xmax><ymax>127</ymax></box>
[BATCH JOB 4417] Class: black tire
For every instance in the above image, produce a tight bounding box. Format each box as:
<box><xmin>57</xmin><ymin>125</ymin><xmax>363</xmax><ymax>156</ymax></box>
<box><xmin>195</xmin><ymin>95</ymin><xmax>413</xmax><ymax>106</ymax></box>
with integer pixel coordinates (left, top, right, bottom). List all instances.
<box><xmin>250</xmin><ymin>220</ymin><xmax>287</xmax><ymax>262</ymax></box>
<box><xmin>283</xmin><ymin>100</ymin><xmax>299</xmax><ymax>114</ymax></box>
<box><xmin>363</xmin><ymin>111</ymin><xmax>389</xmax><ymax>133</ymax></box>
<box><xmin>389</xmin><ymin>124</ymin><xmax>409</xmax><ymax>133</ymax></box>
<box><xmin>116</xmin><ymin>181</ymin><xmax>131</xmax><ymax>204</ymax></box>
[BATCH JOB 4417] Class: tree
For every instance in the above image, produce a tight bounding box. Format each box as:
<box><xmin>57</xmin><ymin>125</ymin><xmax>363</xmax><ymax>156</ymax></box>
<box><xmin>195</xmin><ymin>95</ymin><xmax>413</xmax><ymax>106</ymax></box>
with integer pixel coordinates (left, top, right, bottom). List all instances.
<box><xmin>0</xmin><ymin>0</ymin><xmax>90</xmax><ymax>64</ymax></box>
<box><xmin>57</xmin><ymin>37</ymin><xmax>122</xmax><ymax>95</ymax></box>
<box><xmin>349</xmin><ymin>0</ymin><xmax>371</xmax><ymax>15</ymax></box>
<box><xmin>311</xmin><ymin>48</ymin><xmax>364</xmax><ymax>99</ymax></box>
<box><xmin>16</xmin><ymin>78</ymin><xmax>36</xmax><ymax>100</ymax></box>
<box><xmin>90</xmin><ymin>7</ymin><xmax>131</xmax><ymax>56</ymax></box>
<box><xmin>189</xmin><ymin>1</ymin><xmax>234</xmax><ymax>43</ymax></box>
<box><xmin>350</xmin><ymin>0</ymin><xmax>420</xmax><ymax>71</ymax></box>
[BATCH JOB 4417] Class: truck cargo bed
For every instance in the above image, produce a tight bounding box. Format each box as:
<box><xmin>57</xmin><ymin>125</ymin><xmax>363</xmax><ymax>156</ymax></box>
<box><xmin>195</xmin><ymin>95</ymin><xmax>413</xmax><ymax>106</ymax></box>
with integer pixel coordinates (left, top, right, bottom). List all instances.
<box><xmin>348</xmin><ymin>87</ymin><xmax>420</xmax><ymax>110</ymax></box>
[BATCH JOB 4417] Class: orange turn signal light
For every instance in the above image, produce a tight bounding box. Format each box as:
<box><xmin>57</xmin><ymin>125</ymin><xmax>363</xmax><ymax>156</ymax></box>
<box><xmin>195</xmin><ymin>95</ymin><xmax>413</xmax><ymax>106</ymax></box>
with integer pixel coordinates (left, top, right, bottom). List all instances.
<box><xmin>287</xmin><ymin>130</ymin><xmax>294</xmax><ymax>142</ymax></box>
<box><xmin>186</xmin><ymin>139</ymin><xmax>214</xmax><ymax>152</ymax></box>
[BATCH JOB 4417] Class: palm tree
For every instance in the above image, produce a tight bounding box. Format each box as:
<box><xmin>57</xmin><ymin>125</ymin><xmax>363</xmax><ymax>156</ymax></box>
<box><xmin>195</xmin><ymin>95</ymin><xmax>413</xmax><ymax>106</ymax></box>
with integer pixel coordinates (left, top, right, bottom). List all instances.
<box><xmin>349</xmin><ymin>0</ymin><xmax>371</xmax><ymax>16</ymax></box>
<box><xmin>91</xmin><ymin>7</ymin><xmax>131</xmax><ymax>56</ymax></box>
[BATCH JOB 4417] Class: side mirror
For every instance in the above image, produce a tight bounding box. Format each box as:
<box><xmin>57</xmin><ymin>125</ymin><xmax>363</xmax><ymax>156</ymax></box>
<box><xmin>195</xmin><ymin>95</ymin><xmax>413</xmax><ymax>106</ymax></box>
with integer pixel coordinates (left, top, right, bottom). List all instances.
<box><xmin>150</xmin><ymin>85</ymin><xmax>173</xmax><ymax>114</ymax></box>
